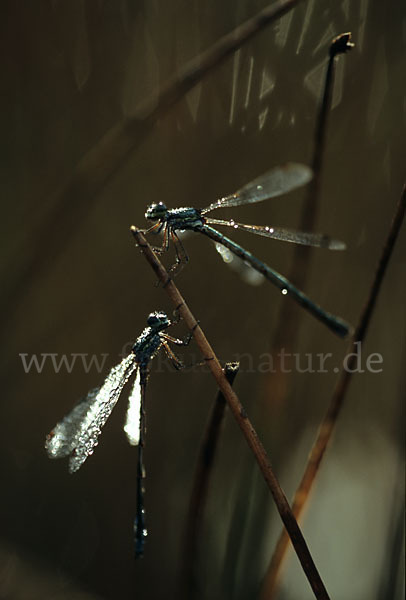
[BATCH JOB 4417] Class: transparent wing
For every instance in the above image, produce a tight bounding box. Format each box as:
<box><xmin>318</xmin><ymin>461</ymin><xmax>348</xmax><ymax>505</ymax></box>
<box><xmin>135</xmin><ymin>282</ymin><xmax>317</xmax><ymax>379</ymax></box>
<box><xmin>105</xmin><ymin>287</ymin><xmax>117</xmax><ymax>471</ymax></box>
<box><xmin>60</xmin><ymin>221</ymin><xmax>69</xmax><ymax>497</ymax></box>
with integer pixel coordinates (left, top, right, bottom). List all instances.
<box><xmin>45</xmin><ymin>388</ymin><xmax>100</xmax><ymax>459</ymax></box>
<box><xmin>124</xmin><ymin>367</ymin><xmax>141</xmax><ymax>446</ymax></box>
<box><xmin>214</xmin><ymin>243</ymin><xmax>265</xmax><ymax>285</ymax></box>
<box><xmin>202</xmin><ymin>163</ymin><xmax>312</xmax><ymax>214</ymax></box>
<box><xmin>205</xmin><ymin>218</ymin><xmax>346</xmax><ymax>250</ymax></box>
<box><xmin>67</xmin><ymin>353</ymin><xmax>138</xmax><ymax>473</ymax></box>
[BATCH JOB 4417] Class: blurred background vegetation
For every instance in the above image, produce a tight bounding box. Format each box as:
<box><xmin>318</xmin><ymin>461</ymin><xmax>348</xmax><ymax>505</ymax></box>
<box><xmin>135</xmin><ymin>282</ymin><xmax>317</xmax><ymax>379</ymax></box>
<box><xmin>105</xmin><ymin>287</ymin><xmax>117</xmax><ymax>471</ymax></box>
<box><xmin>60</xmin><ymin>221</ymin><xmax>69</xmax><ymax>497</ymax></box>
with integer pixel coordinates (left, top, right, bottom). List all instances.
<box><xmin>1</xmin><ymin>1</ymin><xmax>405</xmax><ymax>599</ymax></box>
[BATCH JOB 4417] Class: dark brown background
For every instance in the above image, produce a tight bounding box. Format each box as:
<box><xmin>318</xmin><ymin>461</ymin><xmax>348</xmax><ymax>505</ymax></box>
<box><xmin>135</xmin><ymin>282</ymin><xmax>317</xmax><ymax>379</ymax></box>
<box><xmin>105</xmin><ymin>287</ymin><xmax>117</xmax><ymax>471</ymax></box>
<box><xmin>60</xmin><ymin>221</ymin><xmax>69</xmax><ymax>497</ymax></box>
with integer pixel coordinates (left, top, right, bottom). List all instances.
<box><xmin>1</xmin><ymin>1</ymin><xmax>405</xmax><ymax>599</ymax></box>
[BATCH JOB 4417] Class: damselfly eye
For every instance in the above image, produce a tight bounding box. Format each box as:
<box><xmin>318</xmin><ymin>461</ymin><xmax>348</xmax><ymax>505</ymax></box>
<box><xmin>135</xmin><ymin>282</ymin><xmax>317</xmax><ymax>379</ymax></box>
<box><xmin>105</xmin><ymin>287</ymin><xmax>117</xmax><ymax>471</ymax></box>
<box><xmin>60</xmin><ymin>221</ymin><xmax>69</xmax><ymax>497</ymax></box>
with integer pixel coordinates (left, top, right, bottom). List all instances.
<box><xmin>145</xmin><ymin>202</ymin><xmax>168</xmax><ymax>221</ymax></box>
<box><xmin>147</xmin><ymin>311</ymin><xmax>169</xmax><ymax>329</ymax></box>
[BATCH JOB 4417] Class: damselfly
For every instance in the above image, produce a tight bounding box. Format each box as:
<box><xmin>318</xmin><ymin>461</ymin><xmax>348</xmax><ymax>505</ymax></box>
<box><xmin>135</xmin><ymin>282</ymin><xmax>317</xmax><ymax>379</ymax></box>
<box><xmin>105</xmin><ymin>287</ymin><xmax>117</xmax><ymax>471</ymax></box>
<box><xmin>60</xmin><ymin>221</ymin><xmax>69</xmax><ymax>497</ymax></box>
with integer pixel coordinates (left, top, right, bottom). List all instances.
<box><xmin>135</xmin><ymin>163</ymin><xmax>350</xmax><ymax>337</ymax></box>
<box><xmin>45</xmin><ymin>311</ymin><xmax>190</xmax><ymax>557</ymax></box>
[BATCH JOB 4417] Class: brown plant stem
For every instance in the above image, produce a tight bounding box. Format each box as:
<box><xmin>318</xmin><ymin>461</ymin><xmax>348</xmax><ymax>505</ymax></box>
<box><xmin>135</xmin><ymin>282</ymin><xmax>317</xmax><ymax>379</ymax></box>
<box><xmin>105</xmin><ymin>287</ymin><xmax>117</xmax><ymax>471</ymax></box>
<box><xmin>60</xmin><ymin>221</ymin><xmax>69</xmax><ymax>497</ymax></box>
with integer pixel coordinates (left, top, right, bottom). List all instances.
<box><xmin>261</xmin><ymin>184</ymin><xmax>406</xmax><ymax>599</ymax></box>
<box><xmin>180</xmin><ymin>361</ymin><xmax>240</xmax><ymax>598</ymax></box>
<box><xmin>273</xmin><ymin>32</ymin><xmax>354</xmax><ymax>349</ymax></box>
<box><xmin>3</xmin><ymin>0</ymin><xmax>305</xmax><ymax>331</ymax></box>
<box><xmin>131</xmin><ymin>227</ymin><xmax>330</xmax><ymax>600</ymax></box>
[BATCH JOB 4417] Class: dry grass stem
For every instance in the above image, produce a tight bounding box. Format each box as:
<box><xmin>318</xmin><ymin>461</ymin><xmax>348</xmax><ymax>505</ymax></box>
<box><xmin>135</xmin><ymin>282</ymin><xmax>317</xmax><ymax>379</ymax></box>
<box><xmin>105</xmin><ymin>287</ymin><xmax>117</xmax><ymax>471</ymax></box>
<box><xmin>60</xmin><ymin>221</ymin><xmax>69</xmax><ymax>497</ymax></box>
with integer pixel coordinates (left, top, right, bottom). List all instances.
<box><xmin>131</xmin><ymin>226</ymin><xmax>330</xmax><ymax>600</ymax></box>
<box><xmin>261</xmin><ymin>184</ymin><xmax>406</xmax><ymax>599</ymax></box>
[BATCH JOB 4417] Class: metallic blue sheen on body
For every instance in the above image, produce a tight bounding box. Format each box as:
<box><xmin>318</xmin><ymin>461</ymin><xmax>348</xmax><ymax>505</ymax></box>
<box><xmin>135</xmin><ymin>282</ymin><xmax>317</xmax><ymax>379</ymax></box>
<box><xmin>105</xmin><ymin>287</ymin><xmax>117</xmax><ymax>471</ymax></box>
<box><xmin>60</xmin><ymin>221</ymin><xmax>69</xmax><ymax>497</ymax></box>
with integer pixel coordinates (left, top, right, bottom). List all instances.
<box><xmin>165</xmin><ymin>207</ymin><xmax>204</xmax><ymax>230</ymax></box>
<box><xmin>132</xmin><ymin>311</ymin><xmax>171</xmax><ymax>366</ymax></box>
<box><xmin>143</xmin><ymin>163</ymin><xmax>351</xmax><ymax>338</ymax></box>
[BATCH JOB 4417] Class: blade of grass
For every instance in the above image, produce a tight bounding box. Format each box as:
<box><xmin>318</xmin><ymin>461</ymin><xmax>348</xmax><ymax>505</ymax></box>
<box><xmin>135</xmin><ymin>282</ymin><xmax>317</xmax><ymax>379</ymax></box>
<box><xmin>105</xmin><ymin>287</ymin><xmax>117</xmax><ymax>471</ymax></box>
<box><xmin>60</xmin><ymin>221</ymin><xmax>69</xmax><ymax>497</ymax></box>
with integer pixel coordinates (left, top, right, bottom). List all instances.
<box><xmin>180</xmin><ymin>361</ymin><xmax>240</xmax><ymax>599</ymax></box>
<box><xmin>261</xmin><ymin>184</ymin><xmax>406</xmax><ymax>599</ymax></box>
<box><xmin>131</xmin><ymin>226</ymin><xmax>330</xmax><ymax>600</ymax></box>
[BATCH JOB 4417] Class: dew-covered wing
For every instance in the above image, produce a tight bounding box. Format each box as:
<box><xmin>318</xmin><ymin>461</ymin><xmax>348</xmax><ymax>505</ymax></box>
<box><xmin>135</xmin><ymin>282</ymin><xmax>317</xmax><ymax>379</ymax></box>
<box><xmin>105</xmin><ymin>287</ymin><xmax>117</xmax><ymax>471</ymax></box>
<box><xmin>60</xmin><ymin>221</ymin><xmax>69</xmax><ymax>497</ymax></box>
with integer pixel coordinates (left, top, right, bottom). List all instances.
<box><xmin>205</xmin><ymin>218</ymin><xmax>345</xmax><ymax>250</ymax></box>
<box><xmin>67</xmin><ymin>353</ymin><xmax>138</xmax><ymax>473</ymax></box>
<box><xmin>124</xmin><ymin>367</ymin><xmax>141</xmax><ymax>446</ymax></box>
<box><xmin>202</xmin><ymin>163</ymin><xmax>312</xmax><ymax>214</ymax></box>
<box><xmin>45</xmin><ymin>353</ymin><xmax>137</xmax><ymax>473</ymax></box>
<box><xmin>45</xmin><ymin>388</ymin><xmax>100</xmax><ymax>459</ymax></box>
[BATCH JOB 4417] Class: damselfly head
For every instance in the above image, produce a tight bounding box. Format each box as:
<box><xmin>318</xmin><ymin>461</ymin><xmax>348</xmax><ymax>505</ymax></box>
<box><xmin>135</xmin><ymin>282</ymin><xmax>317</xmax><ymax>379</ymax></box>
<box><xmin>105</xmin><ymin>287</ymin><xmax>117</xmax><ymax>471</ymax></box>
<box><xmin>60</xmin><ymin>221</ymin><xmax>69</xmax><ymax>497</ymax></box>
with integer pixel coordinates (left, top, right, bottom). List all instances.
<box><xmin>147</xmin><ymin>311</ymin><xmax>170</xmax><ymax>330</ymax></box>
<box><xmin>145</xmin><ymin>202</ymin><xmax>168</xmax><ymax>221</ymax></box>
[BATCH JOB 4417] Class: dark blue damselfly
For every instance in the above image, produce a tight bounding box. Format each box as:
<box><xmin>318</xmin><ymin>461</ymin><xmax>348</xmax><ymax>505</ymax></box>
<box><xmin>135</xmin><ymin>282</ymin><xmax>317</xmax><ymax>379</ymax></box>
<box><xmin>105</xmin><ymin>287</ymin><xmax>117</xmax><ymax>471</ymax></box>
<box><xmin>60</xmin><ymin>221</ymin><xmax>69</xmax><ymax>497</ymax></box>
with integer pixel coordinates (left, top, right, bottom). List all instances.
<box><xmin>45</xmin><ymin>311</ymin><xmax>189</xmax><ymax>557</ymax></box>
<box><xmin>137</xmin><ymin>163</ymin><xmax>350</xmax><ymax>337</ymax></box>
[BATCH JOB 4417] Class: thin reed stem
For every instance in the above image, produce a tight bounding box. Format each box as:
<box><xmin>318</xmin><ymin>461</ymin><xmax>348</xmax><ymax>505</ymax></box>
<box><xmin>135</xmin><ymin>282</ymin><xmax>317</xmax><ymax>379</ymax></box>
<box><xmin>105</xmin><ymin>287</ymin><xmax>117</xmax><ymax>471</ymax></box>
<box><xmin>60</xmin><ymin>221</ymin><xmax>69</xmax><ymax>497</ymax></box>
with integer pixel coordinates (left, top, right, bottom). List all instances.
<box><xmin>261</xmin><ymin>184</ymin><xmax>406</xmax><ymax>599</ymax></box>
<box><xmin>273</xmin><ymin>32</ymin><xmax>354</xmax><ymax>349</ymax></box>
<box><xmin>131</xmin><ymin>227</ymin><xmax>330</xmax><ymax>600</ymax></box>
<box><xmin>180</xmin><ymin>362</ymin><xmax>240</xmax><ymax>599</ymax></box>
